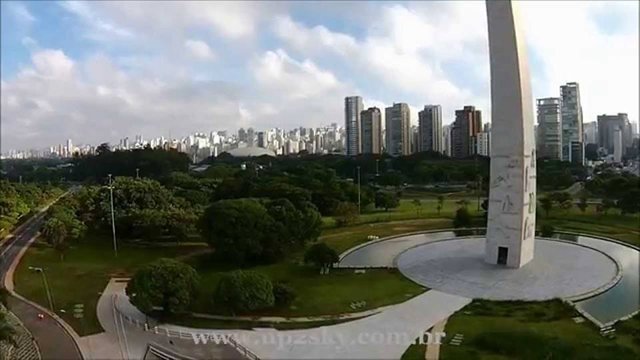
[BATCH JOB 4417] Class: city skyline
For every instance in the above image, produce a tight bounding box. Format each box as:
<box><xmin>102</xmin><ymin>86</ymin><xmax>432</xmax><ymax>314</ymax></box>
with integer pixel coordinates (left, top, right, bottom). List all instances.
<box><xmin>1</xmin><ymin>1</ymin><xmax>638</xmax><ymax>151</ymax></box>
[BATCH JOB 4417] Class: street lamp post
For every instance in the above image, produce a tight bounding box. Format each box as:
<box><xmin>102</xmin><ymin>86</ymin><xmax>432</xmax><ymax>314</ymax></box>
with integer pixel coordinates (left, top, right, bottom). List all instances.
<box><xmin>107</xmin><ymin>174</ymin><xmax>118</xmax><ymax>257</ymax></box>
<box><xmin>356</xmin><ymin>166</ymin><xmax>361</xmax><ymax>214</ymax></box>
<box><xmin>375</xmin><ymin>159</ymin><xmax>379</xmax><ymax>176</ymax></box>
<box><xmin>28</xmin><ymin>267</ymin><xmax>55</xmax><ymax>311</ymax></box>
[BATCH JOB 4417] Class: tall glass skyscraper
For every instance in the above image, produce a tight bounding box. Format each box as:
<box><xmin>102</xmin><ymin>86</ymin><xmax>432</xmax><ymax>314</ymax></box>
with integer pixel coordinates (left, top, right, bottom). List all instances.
<box><xmin>344</xmin><ymin>96</ymin><xmax>363</xmax><ymax>156</ymax></box>
<box><xmin>560</xmin><ymin>82</ymin><xmax>584</xmax><ymax>164</ymax></box>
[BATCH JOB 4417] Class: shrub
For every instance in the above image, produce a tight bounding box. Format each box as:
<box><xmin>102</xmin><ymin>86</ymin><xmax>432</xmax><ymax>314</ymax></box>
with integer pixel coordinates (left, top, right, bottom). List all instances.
<box><xmin>273</xmin><ymin>283</ymin><xmax>297</xmax><ymax>307</ymax></box>
<box><xmin>214</xmin><ymin>270</ymin><xmax>274</xmax><ymax>314</ymax></box>
<box><xmin>126</xmin><ymin>258</ymin><xmax>199</xmax><ymax>315</ymax></box>
<box><xmin>540</xmin><ymin>224</ymin><xmax>555</xmax><ymax>238</ymax></box>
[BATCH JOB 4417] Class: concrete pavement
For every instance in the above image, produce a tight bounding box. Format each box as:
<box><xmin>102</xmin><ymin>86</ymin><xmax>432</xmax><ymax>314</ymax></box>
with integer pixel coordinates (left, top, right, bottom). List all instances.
<box><xmin>101</xmin><ymin>279</ymin><xmax>471</xmax><ymax>360</ymax></box>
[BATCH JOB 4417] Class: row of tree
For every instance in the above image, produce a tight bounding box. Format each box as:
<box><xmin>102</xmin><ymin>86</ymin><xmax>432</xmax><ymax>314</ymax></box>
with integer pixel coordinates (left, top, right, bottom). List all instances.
<box><xmin>127</xmin><ymin>243</ymin><xmax>339</xmax><ymax>316</ymax></box>
<box><xmin>0</xmin><ymin>181</ymin><xmax>63</xmax><ymax>235</ymax></box>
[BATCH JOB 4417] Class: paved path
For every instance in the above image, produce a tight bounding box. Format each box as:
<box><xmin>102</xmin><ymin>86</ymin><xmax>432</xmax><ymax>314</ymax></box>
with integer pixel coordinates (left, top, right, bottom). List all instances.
<box><xmin>338</xmin><ymin>231</ymin><xmax>460</xmax><ymax>268</ymax></box>
<box><xmin>104</xmin><ymin>279</ymin><xmax>471</xmax><ymax>360</ymax></box>
<box><xmin>397</xmin><ymin>238</ymin><xmax>619</xmax><ymax>301</ymax></box>
<box><xmin>425</xmin><ymin>318</ymin><xmax>447</xmax><ymax>360</ymax></box>
<box><xmin>0</xmin><ymin>195</ymin><xmax>83</xmax><ymax>360</ymax></box>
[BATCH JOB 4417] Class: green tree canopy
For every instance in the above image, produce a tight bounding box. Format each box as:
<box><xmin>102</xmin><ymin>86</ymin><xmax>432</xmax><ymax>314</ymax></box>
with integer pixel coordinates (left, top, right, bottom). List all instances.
<box><xmin>126</xmin><ymin>258</ymin><xmax>199</xmax><ymax>315</ymax></box>
<box><xmin>214</xmin><ymin>270</ymin><xmax>274</xmax><ymax>314</ymax></box>
<box><xmin>304</xmin><ymin>243</ymin><xmax>339</xmax><ymax>270</ymax></box>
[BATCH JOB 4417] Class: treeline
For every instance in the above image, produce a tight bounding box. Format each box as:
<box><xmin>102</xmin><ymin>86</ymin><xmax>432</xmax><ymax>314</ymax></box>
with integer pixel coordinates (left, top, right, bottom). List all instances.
<box><xmin>0</xmin><ymin>181</ymin><xmax>64</xmax><ymax>235</ymax></box>
<box><xmin>585</xmin><ymin>170</ymin><xmax>640</xmax><ymax>214</ymax></box>
<box><xmin>71</xmin><ymin>145</ymin><xmax>190</xmax><ymax>182</ymax></box>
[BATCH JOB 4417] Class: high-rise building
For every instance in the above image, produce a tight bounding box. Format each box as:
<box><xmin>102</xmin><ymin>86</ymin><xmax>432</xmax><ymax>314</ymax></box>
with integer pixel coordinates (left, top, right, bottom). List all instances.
<box><xmin>451</xmin><ymin>106</ymin><xmax>482</xmax><ymax>158</ymax></box>
<box><xmin>583</xmin><ymin>121</ymin><xmax>597</xmax><ymax>145</ymax></box>
<box><xmin>385</xmin><ymin>103</ymin><xmax>411</xmax><ymax>156</ymax></box>
<box><xmin>257</xmin><ymin>132</ymin><xmax>266</xmax><ymax>148</ymax></box>
<box><xmin>345</xmin><ymin>96</ymin><xmax>364</xmax><ymax>156</ymax></box>
<box><xmin>613</xmin><ymin>128</ymin><xmax>623</xmax><ymax>163</ymax></box>
<box><xmin>418</xmin><ymin>105</ymin><xmax>443</xmax><ymax>153</ymax></box>
<box><xmin>247</xmin><ymin>127</ymin><xmax>255</xmax><ymax>147</ymax></box>
<box><xmin>238</xmin><ymin>128</ymin><xmax>247</xmax><ymax>142</ymax></box>
<box><xmin>598</xmin><ymin>113</ymin><xmax>632</xmax><ymax>156</ymax></box>
<box><xmin>477</xmin><ymin>131</ymin><xmax>491</xmax><ymax>156</ymax></box>
<box><xmin>560</xmin><ymin>82</ymin><xmax>584</xmax><ymax>164</ymax></box>
<box><xmin>360</xmin><ymin>107</ymin><xmax>382</xmax><ymax>154</ymax></box>
<box><xmin>442</xmin><ymin>124</ymin><xmax>452</xmax><ymax>157</ymax></box>
<box><xmin>536</xmin><ymin>97</ymin><xmax>562</xmax><ymax>160</ymax></box>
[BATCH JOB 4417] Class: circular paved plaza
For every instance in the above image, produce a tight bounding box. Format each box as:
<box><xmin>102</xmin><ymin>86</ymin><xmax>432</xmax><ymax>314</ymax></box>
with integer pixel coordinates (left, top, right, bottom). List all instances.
<box><xmin>396</xmin><ymin>238</ymin><xmax>620</xmax><ymax>301</ymax></box>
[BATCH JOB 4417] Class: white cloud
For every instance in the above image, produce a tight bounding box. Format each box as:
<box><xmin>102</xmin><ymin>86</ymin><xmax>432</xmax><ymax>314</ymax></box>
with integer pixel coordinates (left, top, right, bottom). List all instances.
<box><xmin>252</xmin><ymin>49</ymin><xmax>342</xmax><ymax>100</ymax></box>
<box><xmin>60</xmin><ymin>1</ymin><xmax>134</xmax><ymax>41</ymax></box>
<box><xmin>184</xmin><ymin>39</ymin><xmax>216</xmax><ymax>61</ymax></box>
<box><xmin>7</xmin><ymin>2</ymin><xmax>35</xmax><ymax>23</ymax></box>
<box><xmin>1</xmin><ymin>49</ymin><xmax>245</xmax><ymax>149</ymax></box>
<box><xmin>520</xmin><ymin>1</ymin><xmax>639</xmax><ymax>123</ymax></box>
<box><xmin>273</xmin><ymin>7</ymin><xmax>488</xmax><ymax>125</ymax></box>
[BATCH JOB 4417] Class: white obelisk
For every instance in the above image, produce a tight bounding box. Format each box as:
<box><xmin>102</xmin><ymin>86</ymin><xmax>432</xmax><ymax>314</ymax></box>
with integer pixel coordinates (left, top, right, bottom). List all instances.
<box><xmin>485</xmin><ymin>0</ymin><xmax>536</xmax><ymax>268</ymax></box>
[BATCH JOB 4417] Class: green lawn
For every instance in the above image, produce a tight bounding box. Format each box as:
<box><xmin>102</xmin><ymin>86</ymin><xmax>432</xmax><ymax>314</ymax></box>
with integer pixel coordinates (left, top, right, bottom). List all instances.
<box><xmin>14</xmin><ymin>239</ymin><xmax>206</xmax><ymax>335</ymax></box>
<box><xmin>542</xmin><ymin>205</ymin><xmax>640</xmax><ymax>246</ymax></box>
<box><xmin>320</xmin><ymin>218</ymin><xmax>453</xmax><ymax>253</ymax></box>
<box><xmin>14</xmin><ymin>221</ymin><xmax>429</xmax><ymax>336</ymax></box>
<box><xmin>322</xmin><ymin>197</ymin><xmax>480</xmax><ymax>227</ymax></box>
<box><xmin>186</xmin><ymin>252</ymin><xmax>423</xmax><ymax>317</ymax></box>
<box><xmin>439</xmin><ymin>300</ymin><xmax>640</xmax><ymax>360</ymax></box>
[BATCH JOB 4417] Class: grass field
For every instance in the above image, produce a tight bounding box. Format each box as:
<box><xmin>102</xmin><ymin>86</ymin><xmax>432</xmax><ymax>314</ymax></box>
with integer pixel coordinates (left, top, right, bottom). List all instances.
<box><xmin>14</xmin><ymin>197</ymin><xmax>639</xmax><ymax>339</ymax></box>
<box><xmin>322</xmin><ymin>197</ymin><xmax>480</xmax><ymax>227</ymax></box>
<box><xmin>542</xmin><ymin>205</ymin><xmax>640</xmax><ymax>246</ymax></box>
<box><xmin>14</xmin><ymin>216</ymin><xmax>439</xmax><ymax>335</ymax></box>
<box><xmin>437</xmin><ymin>300</ymin><xmax>640</xmax><ymax>360</ymax></box>
<box><xmin>14</xmin><ymin>239</ymin><xmax>205</xmax><ymax>335</ymax></box>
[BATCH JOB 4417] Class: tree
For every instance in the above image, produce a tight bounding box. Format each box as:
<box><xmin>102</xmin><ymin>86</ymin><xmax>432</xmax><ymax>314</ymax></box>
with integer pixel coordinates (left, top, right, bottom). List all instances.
<box><xmin>304</xmin><ymin>243</ymin><xmax>339</xmax><ymax>272</ymax></box>
<box><xmin>214</xmin><ymin>270</ymin><xmax>274</xmax><ymax>314</ymax></box>
<box><xmin>617</xmin><ymin>189</ymin><xmax>640</xmax><ymax>215</ymax></box>
<box><xmin>273</xmin><ymin>283</ymin><xmax>297</xmax><ymax>307</ymax></box>
<box><xmin>601</xmin><ymin>198</ymin><xmax>615</xmax><ymax>215</ymax></box>
<box><xmin>577</xmin><ymin>195</ymin><xmax>589</xmax><ymax>213</ymax></box>
<box><xmin>453</xmin><ymin>207</ymin><xmax>472</xmax><ymax>228</ymax></box>
<box><xmin>560</xmin><ymin>199</ymin><xmax>573</xmax><ymax>213</ymax></box>
<box><xmin>41</xmin><ymin>218</ymin><xmax>69</xmax><ymax>261</ymax></box>
<box><xmin>412</xmin><ymin>199</ymin><xmax>422</xmax><ymax>216</ymax></box>
<box><xmin>200</xmin><ymin>199</ymin><xmax>273</xmax><ymax>264</ymax></box>
<box><xmin>126</xmin><ymin>258</ymin><xmax>199</xmax><ymax>315</ymax></box>
<box><xmin>375</xmin><ymin>192</ymin><xmax>400</xmax><ymax>211</ymax></box>
<box><xmin>436</xmin><ymin>195</ymin><xmax>444</xmax><ymax>215</ymax></box>
<box><xmin>541</xmin><ymin>224</ymin><xmax>555</xmax><ymax>238</ymax></box>
<box><xmin>540</xmin><ymin>197</ymin><xmax>554</xmax><ymax>217</ymax></box>
<box><xmin>456</xmin><ymin>199</ymin><xmax>469</xmax><ymax>208</ymax></box>
<box><xmin>0</xmin><ymin>310</ymin><xmax>17</xmax><ymax>349</ymax></box>
<box><xmin>333</xmin><ymin>202</ymin><xmax>359</xmax><ymax>227</ymax></box>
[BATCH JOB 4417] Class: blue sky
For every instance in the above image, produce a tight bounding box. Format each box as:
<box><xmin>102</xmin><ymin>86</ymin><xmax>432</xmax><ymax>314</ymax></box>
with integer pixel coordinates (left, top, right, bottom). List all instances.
<box><xmin>1</xmin><ymin>1</ymin><xmax>638</xmax><ymax>151</ymax></box>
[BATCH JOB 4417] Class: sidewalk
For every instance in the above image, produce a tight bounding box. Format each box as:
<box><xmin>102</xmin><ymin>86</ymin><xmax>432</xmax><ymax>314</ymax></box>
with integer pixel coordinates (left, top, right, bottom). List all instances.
<box><xmin>101</xmin><ymin>279</ymin><xmax>471</xmax><ymax>359</ymax></box>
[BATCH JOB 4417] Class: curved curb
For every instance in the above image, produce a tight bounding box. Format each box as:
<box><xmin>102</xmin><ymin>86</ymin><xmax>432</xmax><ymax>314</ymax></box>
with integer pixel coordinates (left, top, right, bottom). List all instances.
<box><xmin>390</xmin><ymin>235</ymin><xmax>623</xmax><ymax>302</ymax></box>
<box><xmin>3</xmin><ymin>234</ymin><xmax>87</xmax><ymax>360</ymax></box>
<box><xmin>2</xmin><ymin>215</ymin><xmax>87</xmax><ymax>359</ymax></box>
<box><xmin>108</xmin><ymin>278</ymin><xmax>391</xmax><ymax>325</ymax></box>
<box><xmin>337</xmin><ymin>227</ymin><xmax>486</xmax><ymax>262</ymax></box>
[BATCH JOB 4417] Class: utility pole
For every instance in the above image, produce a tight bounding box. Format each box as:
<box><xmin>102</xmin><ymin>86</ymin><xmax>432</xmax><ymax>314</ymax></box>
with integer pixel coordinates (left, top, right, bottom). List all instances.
<box><xmin>29</xmin><ymin>267</ymin><xmax>55</xmax><ymax>311</ymax></box>
<box><xmin>108</xmin><ymin>174</ymin><xmax>118</xmax><ymax>257</ymax></box>
<box><xmin>357</xmin><ymin>166</ymin><xmax>361</xmax><ymax>214</ymax></box>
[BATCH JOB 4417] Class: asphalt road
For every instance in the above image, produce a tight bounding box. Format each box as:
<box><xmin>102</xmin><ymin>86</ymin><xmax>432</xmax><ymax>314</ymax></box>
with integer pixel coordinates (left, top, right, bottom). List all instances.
<box><xmin>1</xmin><ymin>213</ymin><xmax>84</xmax><ymax>360</ymax></box>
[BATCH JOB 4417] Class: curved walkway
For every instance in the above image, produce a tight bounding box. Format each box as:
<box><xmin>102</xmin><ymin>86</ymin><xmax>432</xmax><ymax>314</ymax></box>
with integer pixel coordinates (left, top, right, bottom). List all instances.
<box><xmin>0</xmin><ymin>192</ymin><xmax>84</xmax><ymax>360</ymax></box>
<box><xmin>97</xmin><ymin>279</ymin><xmax>471</xmax><ymax>359</ymax></box>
